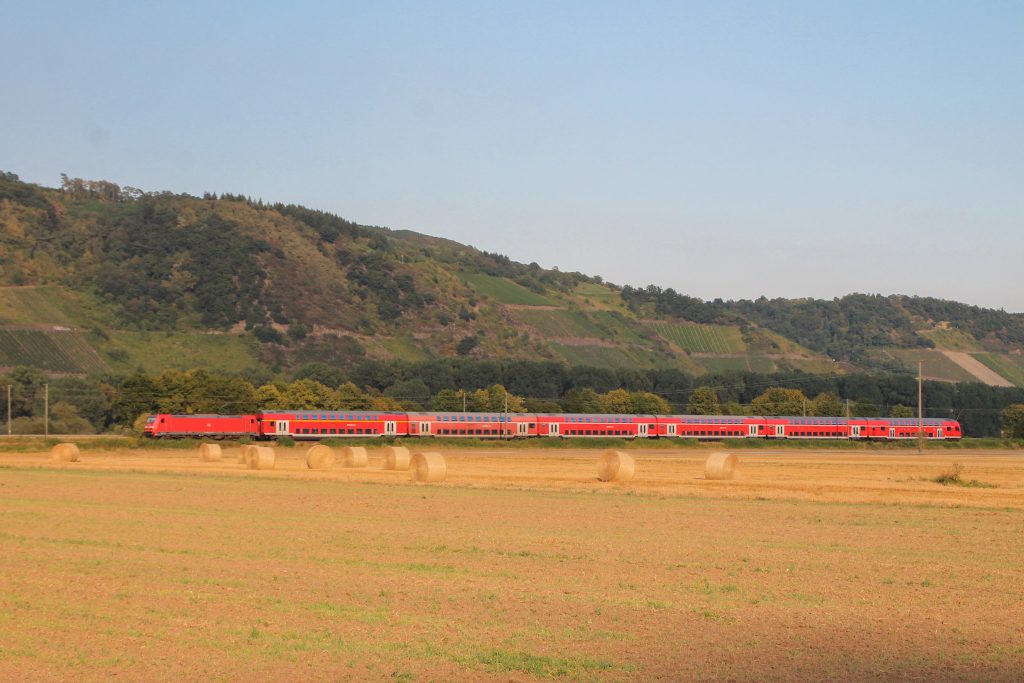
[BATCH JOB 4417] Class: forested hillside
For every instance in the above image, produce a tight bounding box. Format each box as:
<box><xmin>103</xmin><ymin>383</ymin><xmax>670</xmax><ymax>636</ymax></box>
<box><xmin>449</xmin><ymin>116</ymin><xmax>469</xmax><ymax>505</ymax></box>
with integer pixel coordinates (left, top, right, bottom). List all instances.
<box><xmin>2</xmin><ymin>169</ymin><xmax>1024</xmax><ymax>436</ymax></box>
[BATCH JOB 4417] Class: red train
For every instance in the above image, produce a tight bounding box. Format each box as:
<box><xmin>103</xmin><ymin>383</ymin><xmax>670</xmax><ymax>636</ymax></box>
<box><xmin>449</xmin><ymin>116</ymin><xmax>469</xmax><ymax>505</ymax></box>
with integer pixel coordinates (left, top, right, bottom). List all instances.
<box><xmin>145</xmin><ymin>411</ymin><xmax>962</xmax><ymax>441</ymax></box>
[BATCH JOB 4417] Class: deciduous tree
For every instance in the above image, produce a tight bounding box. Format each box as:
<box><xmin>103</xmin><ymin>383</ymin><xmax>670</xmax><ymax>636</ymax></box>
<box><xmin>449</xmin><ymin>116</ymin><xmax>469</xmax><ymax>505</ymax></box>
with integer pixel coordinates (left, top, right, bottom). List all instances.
<box><xmin>686</xmin><ymin>386</ymin><xmax>721</xmax><ymax>415</ymax></box>
<box><xmin>751</xmin><ymin>387</ymin><xmax>807</xmax><ymax>416</ymax></box>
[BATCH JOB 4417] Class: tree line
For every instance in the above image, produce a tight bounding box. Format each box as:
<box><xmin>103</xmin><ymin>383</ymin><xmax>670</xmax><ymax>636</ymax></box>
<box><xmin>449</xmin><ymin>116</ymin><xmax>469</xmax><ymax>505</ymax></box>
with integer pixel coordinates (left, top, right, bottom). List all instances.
<box><xmin>3</xmin><ymin>362</ymin><xmax>1022</xmax><ymax>437</ymax></box>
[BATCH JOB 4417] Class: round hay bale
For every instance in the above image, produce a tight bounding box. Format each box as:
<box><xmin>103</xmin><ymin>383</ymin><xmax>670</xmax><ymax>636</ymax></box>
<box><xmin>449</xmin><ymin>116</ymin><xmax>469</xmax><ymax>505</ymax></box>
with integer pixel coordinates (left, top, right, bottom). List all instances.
<box><xmin>305</xmin><ymin>444</ymin><xmax>336</xmax><ymax>470</ymax></box>
<box><xmin>247</xmin><ymin>446</ymin><xmax>276</xmax><ymax>470</ymax></box>
<box><xmin>382</xmin><ymin>446</ymin><xmax>411</xmax><ymax>471</ymax></box>
<box><xmin>342</xmin><ymin>446</ymin><xmax>368</xmax><ymax>468</ymax></box>
<box><xmin>597</xmin><ymin>450</ymin><xmax>636</xmax><ymax>482</ymax></box>
<box><xmin>50</xmin><ymin>443</ymin><xmax>80</xmax><ymax>463</ymax></box>
<box><xmin>705</xmin><ymin>451</ymin><xmax>738</xmax><ymax>480</ymax></box>
<box><xmin>410</xmin><ymin>451</ymin><xmax>446</xmax><ymax>483</ymax></box>
<box><xmin>198</xmin><ymin>443</ymin><xmax>222</xmax><ymax>462</ymax></box>
<box><xmin>239</xmin><ymin>444</ymin><xmax>256</xmax><ymax>465</ymax></box>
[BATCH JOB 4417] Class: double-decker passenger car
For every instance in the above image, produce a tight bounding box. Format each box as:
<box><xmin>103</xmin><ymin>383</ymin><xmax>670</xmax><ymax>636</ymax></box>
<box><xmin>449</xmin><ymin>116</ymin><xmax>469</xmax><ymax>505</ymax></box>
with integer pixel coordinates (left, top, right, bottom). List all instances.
<box><xmin>256</xmin><ymin>410</ymin><xmax>408</xmax><ymax>439</ymax></box>
<box><xmin>535</xmin><ymin>413</ymin><xmax>656</xmax><ymax>438</ymax></box>
<box><xmin>407</xmin><ymin>412</ymin><xmax>534</xmax><ymax>438</ymax></box>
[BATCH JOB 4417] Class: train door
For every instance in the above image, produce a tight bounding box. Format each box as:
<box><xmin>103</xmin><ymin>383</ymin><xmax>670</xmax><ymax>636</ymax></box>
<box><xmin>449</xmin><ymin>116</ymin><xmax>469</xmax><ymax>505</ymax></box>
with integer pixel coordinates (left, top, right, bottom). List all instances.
<box><xmin>748</xmin><ymin>424</ymin><xmax>758</xmax><ymax>438</ymax></box>
<box><xmin>517</xmin><ymin>422</ymin><xmax>529</xmax><ymax>437</ymax></box>
<box><xmin>384</xmin><ymin>421</ymin><xmax>397</xmax><ymax>436</ymax></box>
<box><xmin>418</xmin><ymin>422</ymin><xmax>431</xmax><ymax>436</ymax></box>
<box><xmin>638</xmin><ymin>423</ymin><xmax>648</xmax><ymax>437</ymax></box>
<box><xmin>276</xmin><ymin>420</ymin><xmax>290</xmax><ymax>436</ymax></box>
<box><xmin>666</xmin><ymin>423</ymin><xmax>677</xmax><ymax>437</ymax></box>
<box><xmin>851</xmin><ymin>425</ymin><xmax>861</xmax><ymax>438</ymax></box>
<box><xmin>774</xmin><ymin>425</ymin><xmax>785</xmax><ymax>437</ymax></box>
<box><xmin>889</xmin><ymin>427</ymin><xmax>896</xmax><ymax>439</ymax></box>
<box><xmin>549</xmin><ymin>423</ymin><xmax>560</xmax><ymax>436</ymax></box>
<box><xmin>936</xmin><ymin>428</ymin><xmax>943</xmax><ymax>439</ymax></box>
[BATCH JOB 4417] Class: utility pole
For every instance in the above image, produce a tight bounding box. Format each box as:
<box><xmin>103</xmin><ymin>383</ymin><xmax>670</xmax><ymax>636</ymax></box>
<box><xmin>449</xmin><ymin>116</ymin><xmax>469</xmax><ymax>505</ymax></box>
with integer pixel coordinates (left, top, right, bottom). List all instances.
<box><xmin>802</xmin><ymin>397</ymin><xmax>807</xmax><ymax>417</ymax></box>
<box><xmin>6</xmin><ymin>385</ymin><xmax>10</xmax><ymax>437</ymax></box>
<box><xmin>845</xmin><ymin>398</ymin><xmax>850</xmax><ymax>418</ymax></box>
<box><xmin>504</xmin><ymin>390</ymin><xmax>509</xmax><ymax>440</ymax></box>
<box><xmin>44</xmin><ymin>383</ymin><xmax>49</xmax><ymax>438</ymax></box>
<box><xmin>462</xmin><ymin>390</ymin><xmax>466</xmax><ymax>413</ymax></box>
<box><xmin>917</xmin><ymin>360</ymin><xmax>923</xmax><ymax>454</ymax></box>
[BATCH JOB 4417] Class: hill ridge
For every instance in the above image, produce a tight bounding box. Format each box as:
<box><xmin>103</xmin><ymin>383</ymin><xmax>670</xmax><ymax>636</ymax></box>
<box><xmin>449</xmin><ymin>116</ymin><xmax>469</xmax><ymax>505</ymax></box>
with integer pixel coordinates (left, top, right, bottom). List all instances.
<box><xmin>1</xmin><ymin>170</ymin><xmax>1023</xmax><ymax>387</ymax></box>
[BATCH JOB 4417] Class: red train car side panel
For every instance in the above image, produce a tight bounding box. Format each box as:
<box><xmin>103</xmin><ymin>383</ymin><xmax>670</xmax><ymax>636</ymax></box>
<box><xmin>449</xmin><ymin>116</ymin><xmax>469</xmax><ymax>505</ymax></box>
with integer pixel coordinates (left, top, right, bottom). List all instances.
<box><xmin>257</xmin><ymin>410</ymin><xmax>410</xmax><ymax>439</ymax></box>
<box><xmin>536</xmin><ymin>414</ymin><xmax>656</xmax><ymax>438</ymax></box>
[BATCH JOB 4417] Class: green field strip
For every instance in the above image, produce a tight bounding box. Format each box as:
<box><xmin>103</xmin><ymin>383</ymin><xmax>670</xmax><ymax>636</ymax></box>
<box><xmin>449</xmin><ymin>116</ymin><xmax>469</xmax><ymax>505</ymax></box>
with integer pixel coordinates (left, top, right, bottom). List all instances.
<box><xmin>460</xmin><ymin>274</ymin><xmax>555</xmax><ymax>306</ymax></box>
<box><xmin>971</xmin><ymin>353</ymin><xmax>1024</xmax><ymax>387</ymax></box>
<box><xmin>694</xmin><ymin>355</ymin><xmax>778</xmax><ymax>374</ymax></box>
<box><xmin>778</xmin><ymin>357</ymin><xmax>843</xmax><ymax>375</ymax></box>
<box><xmin>549</xmin><ymin>342</ymin><xmax>663</xmax><ymax>369</ymax></box>
<box><xmin>886</xmin><ymin>349</ymin><xmax>979</xmax><ymax>383</ymax></box>
<box><xmin>0</xmin><ymin>286</ymin><xmax>101</xmax><ymax>327</ymax></box>
<box><xmin>102</xmin><ymin>331</ymin><xmax>262</xmax><ymax>374</ymax></box>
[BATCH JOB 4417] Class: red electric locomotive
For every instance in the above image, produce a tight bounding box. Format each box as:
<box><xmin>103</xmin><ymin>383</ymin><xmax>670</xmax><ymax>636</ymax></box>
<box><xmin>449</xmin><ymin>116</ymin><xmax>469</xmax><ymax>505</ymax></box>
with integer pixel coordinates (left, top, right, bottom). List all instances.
<box><xmin>145</xmin><ymin>414</ymin><xmax>259</xmax><ymax>438</ymax></box>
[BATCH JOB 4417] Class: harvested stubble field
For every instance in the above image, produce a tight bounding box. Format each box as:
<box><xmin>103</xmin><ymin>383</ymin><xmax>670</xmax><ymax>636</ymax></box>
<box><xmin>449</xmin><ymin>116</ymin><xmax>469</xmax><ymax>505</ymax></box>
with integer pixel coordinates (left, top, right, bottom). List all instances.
<box><xmin>1</xmin><ymin>446</ymin><xmax>1023</xmax><ymax>681</ymax></box>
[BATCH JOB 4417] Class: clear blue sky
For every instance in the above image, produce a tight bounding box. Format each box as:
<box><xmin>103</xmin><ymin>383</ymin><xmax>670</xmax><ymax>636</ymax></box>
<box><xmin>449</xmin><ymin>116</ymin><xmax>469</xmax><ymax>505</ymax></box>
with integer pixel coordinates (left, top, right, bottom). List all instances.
<box><xmin>3</xmin><ymin>2</ymin><xmax>1022</xmax><ymax>311</ymax></box>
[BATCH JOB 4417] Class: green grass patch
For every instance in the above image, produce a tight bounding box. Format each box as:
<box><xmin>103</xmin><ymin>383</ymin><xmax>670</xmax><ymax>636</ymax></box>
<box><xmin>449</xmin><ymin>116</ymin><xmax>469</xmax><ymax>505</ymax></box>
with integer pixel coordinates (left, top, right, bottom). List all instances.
<box><xmin>930</xmin><ymin>463</ymin><xmax>997</xmax><ymax>488</ymax></box>
<box><xmin>0</xmin><ymin>286</ymin><xmax>105</xmax><ymax>327</ymax></box>
<box><xmin>378</xmin><ymin>335</ymin><xmax>432</xmax><ymax>362</ymax></box>
<box><xmin>460</xmin><ymin>274</ymin><xmax>555</xmax><ymax>306</ymax></box>
<box><xmin>918</xmin><ymin>328</ymin><xmax>981</xmax><ymax>352</ymax></box>
<box><xmin>574</xmin><ymin>282</ymin><xmax>627</xmax><ymax>310</ymax></box>
<box><xmin>461</xmin><ymin>648</ymin><xmax>618</xmax><ymax>677</ymax></box>
<box><xmin>101</xmin><ymin>330</ymin><xmax>262</xmax><ymax>374</ymax></box>
<box><xmin>549</xmin><ymin>342</ymin><xmax>665</xmax><ymax>369</ymax></box>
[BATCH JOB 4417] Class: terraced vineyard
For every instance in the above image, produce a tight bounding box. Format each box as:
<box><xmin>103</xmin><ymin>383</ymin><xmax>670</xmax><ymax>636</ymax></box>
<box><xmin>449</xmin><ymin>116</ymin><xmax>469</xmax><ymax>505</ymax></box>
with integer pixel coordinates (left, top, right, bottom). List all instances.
<box><xmin>513</xmin><ymin>309</ymin><xmax>607</xmax><ymax>339</ymax></box>
<box><xmin>650</xmin><ymin>322</ymin><xmax>745</xmax><ymax>354</ymax></box>
<box><xmin>0</xmin><ymin>329</ymin><xmax>108</xmax><ymax>374</ymax></box>
<box><xmin>460</xmin><ymin>273</ymin><xmax>556</xmax><ymax>306</ymax></box>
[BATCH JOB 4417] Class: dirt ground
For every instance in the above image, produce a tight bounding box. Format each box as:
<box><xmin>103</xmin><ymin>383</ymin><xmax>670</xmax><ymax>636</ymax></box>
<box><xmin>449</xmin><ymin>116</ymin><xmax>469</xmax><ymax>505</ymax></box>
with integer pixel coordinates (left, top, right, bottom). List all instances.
<box><xmin>1</xmin><ymin>445</ymin><xmax>1023</xmax><ymax>680</ymax></box>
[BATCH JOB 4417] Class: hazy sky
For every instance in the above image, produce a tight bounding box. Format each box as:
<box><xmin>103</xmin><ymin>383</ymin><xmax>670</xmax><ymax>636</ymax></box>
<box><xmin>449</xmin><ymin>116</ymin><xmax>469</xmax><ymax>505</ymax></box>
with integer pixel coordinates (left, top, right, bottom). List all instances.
<box><xmin>3</xmin><ymin>2</ymin><xmax>1022</xmax><ymax>311</ymax></box>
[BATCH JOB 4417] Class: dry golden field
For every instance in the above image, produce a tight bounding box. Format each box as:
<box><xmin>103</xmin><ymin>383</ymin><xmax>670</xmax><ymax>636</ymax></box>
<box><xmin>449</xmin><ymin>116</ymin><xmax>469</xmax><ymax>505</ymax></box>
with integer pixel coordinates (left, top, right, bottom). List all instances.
<box><xmin>1</xmin><ymin>445</ymin><xmax>1023</xmax><ymax>681</ymax></box>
